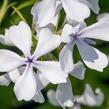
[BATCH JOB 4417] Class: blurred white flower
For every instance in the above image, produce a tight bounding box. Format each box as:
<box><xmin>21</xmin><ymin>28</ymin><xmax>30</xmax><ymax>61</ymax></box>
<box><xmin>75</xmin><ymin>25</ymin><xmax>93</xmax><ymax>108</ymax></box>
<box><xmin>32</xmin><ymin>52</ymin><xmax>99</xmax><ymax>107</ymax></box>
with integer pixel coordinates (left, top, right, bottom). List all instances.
<box><xmin>47</xmin><ymin>84</ymin><xmax>104</xmax><ymax>109</ymax></box>
<box><xmin>60</xmin><ymin>21</ymin><xmax>109</xmax><ymax>71</ymax></box>
<box><xmin>31</xmin><ymin>0</ymin><xmax>100</xmax><ymax>28</ymax></box>
<box><xmin>75</xmin><ymin>84</ymin><xmax>104</xmax><ymax>107</ymax></box>
<box><xmin>0</xmin><ymin>21</ymin><xmax>68</xmax><ymax>101</ymax></box>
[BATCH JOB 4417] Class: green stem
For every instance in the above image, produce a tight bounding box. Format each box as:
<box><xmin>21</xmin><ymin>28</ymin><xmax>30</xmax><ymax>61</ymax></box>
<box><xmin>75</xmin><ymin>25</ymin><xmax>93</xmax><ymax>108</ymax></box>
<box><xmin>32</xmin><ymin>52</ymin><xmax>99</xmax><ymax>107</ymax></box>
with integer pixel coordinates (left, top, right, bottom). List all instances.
<box><xmin>12</xmin><ymin>6</ymin><xmax>27</xmax><ymax>22</ymax></box>
<box><xmin>0</xmin><ymin>0</ymin><xmax>8</xmax><ymax>23</ymax></box>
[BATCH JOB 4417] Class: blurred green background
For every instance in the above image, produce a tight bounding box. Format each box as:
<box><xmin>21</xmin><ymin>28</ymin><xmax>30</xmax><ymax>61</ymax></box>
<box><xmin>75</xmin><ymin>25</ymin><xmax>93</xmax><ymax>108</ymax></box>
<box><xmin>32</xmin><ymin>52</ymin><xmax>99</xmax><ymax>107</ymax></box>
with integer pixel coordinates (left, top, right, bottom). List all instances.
<box><xmin>0</xmin><ymin>0</ymin><xmax>109</xmax><ymax>109</ymax></box>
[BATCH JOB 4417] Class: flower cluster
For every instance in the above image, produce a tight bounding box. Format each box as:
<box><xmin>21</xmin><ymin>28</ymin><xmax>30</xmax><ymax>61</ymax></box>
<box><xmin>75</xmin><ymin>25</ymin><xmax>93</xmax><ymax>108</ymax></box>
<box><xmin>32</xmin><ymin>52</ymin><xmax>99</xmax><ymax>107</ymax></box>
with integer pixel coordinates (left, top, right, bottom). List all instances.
<box><xmin>0</xmin><ymin>0</ymin><xmax>108</xmax><ymax>108</ymax></box>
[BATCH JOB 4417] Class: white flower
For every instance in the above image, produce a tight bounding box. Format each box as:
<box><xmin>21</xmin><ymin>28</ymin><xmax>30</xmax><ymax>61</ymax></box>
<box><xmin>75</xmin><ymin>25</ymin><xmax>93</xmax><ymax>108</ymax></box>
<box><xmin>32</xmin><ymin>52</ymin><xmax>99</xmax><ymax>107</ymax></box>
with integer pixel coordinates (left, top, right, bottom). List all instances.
<box><xmin>31</xmin><ymin>0</ymin><xmax>100</xmax><ymax>27</ymax></box>
<box><xmin>47</xmin><ymin>84</ymin><xmax>104</xmax><ymax>109</ymax></box>
<box><xmin>60</xmin><ymin>21</ymin><xmax>109</xmax><ymax>71</ymax></box>
<box><xmin>75</xmin><ymin>84</ymin><xmax>104</xmax><ymax>107</ymax></box>
<box><xmin>0</xmin><ymin>21</ymin><xmax>68</xmax><ymax>101</ymax></box>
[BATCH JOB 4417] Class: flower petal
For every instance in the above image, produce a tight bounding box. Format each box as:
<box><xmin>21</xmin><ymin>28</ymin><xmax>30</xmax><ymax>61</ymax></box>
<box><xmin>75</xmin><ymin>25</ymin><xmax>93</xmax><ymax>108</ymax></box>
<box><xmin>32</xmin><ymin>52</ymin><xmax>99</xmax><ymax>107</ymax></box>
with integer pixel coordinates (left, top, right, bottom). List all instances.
<box><xmin>83</xmin><ymin>39</ymin><xmax>96</xmax><ymax>45</ymax></box>
<box><xmin>61</xmin><ymin>24</ymin><xmax>73</xmax><ymax>43</ymax></box>
<box><xmin>70</xmin><ymin>61</ymin><xmax>86</xmax><ymax>80</ymax></box>
<box><xmin>76</xmin><ymin>40</ymin><xmax>108</xmax><ymax>71</ymax></box>
<box><xmin>47</xmin><ymin>89</ymin><xmax>60</xmax><ymax>106</ymax></box>
<box><xmin>79</xmin><ymin>0</ymin><xmax>100</xmax><ymax>14</ymax></box>
<box><xmin>56</xmin><ymin>79</ymin><xmax>74</xmax><ymax>108</ymax></box>
<box><xmin>0</xmin><ymin>50</ymin><xmax>24</xmax><ymax>72</ymax></box>
<box><xmin>0</xmin><ymin>35</ymin><xmax>6</xmax><ymax>45</ymax></box>
<box><xmin>80</xmin><ymin>21</ymin><xmax>109</xmax><ymax>41</ymax></box>
<box><xmin>65</xmin><ymin>17</ymin><xmax>87</xmax><ymax>30</ymax></box>
<box><xmin>9</xmin><ymin>21</ymin><xmax>32</xmax><ymax>57</ymax></box>
<box><xmin>34</xmin><ymin>61</ymin><xmax>68</xmax><ymax>84</ymax></box>
<box><xmin>95</xmin><ymin>88</ymin><xmax>104</xmax><ymax>106</ymax></box>
<box><xmin>97</xmin><ymin>13</ymin><xmax>109</xmax><ymax>22</ymax></box>
<box><xmin>3</xmin><ymin>29</ymin><xmax>14</xmax><ymax>46</ymax></box>
<box><xmin>33</xmin><ymin>91</ymin><xmax>45</xmax><ymax>103</ymax></box>
<box><xmin>61</xmin><ymin>0</ymin><xmax>90</xmax><ymax>22</ymax></box>
<box><xmin>34</xmin><ymin>28</ymin><xmax>61</xmax><ymax>59</ymax></box>
<box><xmin>35</xmin><ymin>70</ymin><xmax>49</xmax><ymax>91</ymax></box>
<box><xmin>9</xmin><ymin>69</ymin><xmax>21</xmax><ymax>83</ymax></box>
<box><xmin>59</xmin><ymin>43</ymin><xmax>74</xmax><ymax>73</ymax></box>
<box><xmin>33</xmin><ymin>71</ymin><xmax>49</xmax><ymax>103</ymax></box>
<box><xmin>14</xmin><ymin>65</ymin><xmax>36</xmax><ymax>101</ymax></box>
<box><xmin>50</xmin><ymin>15</ymin><xmax>59</xmax><ymax>27</ymax></box>
<box><xmin>73</xmin><ymin>104</ymin><xmax>81</xmax><ymax>109</ymax></box>
<box><xmin>0</xmin><ymin>74</ymin><xmax>11</xmax><ymax>86</ymax></box>
<box><xmin>31</xmin><ymin>0</ymin><xmax>56</xmax><ymax>27</ymax></box>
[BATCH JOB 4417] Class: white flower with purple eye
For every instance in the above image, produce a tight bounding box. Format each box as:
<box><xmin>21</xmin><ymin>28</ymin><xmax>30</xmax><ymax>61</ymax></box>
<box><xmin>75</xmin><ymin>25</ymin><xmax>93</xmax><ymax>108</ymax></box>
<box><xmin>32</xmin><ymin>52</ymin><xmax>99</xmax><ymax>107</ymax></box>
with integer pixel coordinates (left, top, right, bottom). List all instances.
<box><xmin>60</xmin><ymin>21</ymin><xmax>109</xmax><ymax>72</ymax></box>
<box><xmin>0</xmin><ymin>21</ymin><xmax>68</xmax><ymax>101</ymax></box>
<box><xmin>31</xmin><ymin>0</ymin><xmax>100</xmax><ymax>27</ymax></box>
<box><xmin>47</xmin><ymin>84</ymin><xmax>104</xmax><ymax>109</ymax></box>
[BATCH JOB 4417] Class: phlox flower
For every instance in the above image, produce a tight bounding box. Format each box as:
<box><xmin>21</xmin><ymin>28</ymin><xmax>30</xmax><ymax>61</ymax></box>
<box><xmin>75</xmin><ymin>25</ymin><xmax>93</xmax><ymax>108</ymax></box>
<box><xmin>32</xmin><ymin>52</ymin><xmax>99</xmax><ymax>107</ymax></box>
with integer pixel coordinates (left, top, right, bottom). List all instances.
<box><xmin>60</xmin><ymin>21</ymin><xmax>109</xmax><ymax>72</ymax></box>
<box><xmin>0</xmin><ymin>21</ymin><xmax>68</xmax><ymax>101</ymax></box>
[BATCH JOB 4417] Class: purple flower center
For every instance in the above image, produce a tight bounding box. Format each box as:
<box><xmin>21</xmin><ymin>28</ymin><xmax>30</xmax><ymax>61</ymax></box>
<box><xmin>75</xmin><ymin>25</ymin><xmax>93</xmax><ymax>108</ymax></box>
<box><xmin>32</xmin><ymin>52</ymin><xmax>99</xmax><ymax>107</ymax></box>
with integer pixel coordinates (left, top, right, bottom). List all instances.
<box><xmin>70</xmin><ymin>32</ymin><xmax>79</xmax><ymax>41</ymax></box>
<box><xmin>26</xmin><ymin>57</ymin><xmax>34</xmax><ymax>63</ymax></box>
